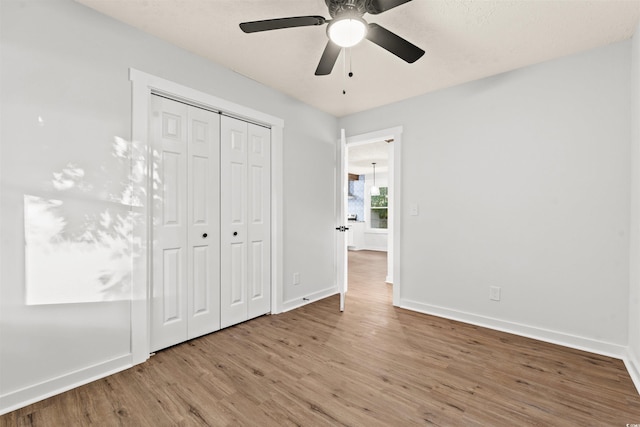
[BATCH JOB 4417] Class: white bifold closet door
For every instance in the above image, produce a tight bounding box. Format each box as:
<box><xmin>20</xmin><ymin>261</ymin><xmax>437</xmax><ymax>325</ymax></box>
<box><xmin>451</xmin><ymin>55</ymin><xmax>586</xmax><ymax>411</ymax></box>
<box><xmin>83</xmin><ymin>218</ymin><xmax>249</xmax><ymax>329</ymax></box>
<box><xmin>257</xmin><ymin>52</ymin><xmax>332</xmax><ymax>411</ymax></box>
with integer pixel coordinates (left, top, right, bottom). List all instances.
<box><xmin>150</xmin><ymin>95</ymin><xmax>220</xmax><ymax>352</ymax></box>
<box><xmin>220</xmin><ymin>116</ymin><xmax>271</xmax><ymax>329</ymax></box>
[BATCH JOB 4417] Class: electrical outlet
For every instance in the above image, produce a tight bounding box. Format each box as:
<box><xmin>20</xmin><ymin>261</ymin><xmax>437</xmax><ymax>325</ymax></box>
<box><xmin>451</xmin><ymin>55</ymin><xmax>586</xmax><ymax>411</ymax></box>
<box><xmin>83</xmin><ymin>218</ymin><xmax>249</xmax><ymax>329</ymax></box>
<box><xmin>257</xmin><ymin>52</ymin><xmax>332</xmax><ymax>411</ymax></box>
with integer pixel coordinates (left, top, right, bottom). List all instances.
<box><xmin>293</xmin><ymin>272</ymin><xmax>300</xmax><ymax>285</ymax></box>
<box><xmin>489</xmin><ymin>286</ymin><xmax>501</xmax><ymax>301</ymax></box>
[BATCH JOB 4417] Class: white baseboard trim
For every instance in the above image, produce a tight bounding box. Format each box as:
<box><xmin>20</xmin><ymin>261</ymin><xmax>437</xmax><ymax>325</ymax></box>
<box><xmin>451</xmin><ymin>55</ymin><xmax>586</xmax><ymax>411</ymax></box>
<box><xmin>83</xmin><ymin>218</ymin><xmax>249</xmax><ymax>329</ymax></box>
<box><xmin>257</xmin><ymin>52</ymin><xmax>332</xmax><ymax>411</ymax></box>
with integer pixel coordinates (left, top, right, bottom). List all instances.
<box><xmin>0</xmin><ymin>354</ymin><xmax>132</xmax><ymax>416</ymax></box>
<box><xmin>281</xmin><ymin>286</ymin><xmax>338</xmax><ymax>313</ymax></box>
<box><xmin>624</xmin><ymin>348</ymin><xmax>640</xmax><ymax>395</ymax></box>
<box><xmin>400</xmin><ymin>299</ymin><xmax>627</xmax><ymax>359</ymax></box>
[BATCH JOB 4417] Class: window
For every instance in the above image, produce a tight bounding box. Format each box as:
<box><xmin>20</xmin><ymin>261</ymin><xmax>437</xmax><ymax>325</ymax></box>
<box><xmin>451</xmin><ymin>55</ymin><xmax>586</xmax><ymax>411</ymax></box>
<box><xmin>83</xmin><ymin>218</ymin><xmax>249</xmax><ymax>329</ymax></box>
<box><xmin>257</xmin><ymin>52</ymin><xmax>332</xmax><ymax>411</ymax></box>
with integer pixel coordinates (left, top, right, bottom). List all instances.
<box><xmin>370</xmin><ymin>187</ymin><xmax>388</xmax><ymax>229</ymax></box>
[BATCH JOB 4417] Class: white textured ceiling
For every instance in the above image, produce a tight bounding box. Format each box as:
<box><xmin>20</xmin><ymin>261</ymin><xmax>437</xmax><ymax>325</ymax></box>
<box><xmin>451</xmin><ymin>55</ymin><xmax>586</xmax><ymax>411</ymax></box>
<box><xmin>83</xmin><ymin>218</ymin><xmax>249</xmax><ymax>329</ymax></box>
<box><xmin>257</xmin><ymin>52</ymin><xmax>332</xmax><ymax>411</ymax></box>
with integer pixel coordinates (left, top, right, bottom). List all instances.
<box><xmin>348</xmin><ymin>140</ymin><xmax>390</xmax><ymax>175</ymax></box>
<box><xmin>76</xmin><ymin>0</ymin><xmax>640</xmax><ymax>117</ymax></box>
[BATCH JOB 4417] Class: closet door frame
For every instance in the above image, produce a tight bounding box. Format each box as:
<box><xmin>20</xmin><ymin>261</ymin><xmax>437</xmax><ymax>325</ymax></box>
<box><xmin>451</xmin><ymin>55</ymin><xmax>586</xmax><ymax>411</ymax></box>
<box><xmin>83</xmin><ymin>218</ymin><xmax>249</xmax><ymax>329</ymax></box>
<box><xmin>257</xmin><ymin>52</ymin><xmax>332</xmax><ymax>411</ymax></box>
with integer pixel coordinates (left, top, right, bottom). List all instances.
<box><xmin>130</xmin><ymin>69</ymin><xmax>284</xmax><ymax>365</ymax></box>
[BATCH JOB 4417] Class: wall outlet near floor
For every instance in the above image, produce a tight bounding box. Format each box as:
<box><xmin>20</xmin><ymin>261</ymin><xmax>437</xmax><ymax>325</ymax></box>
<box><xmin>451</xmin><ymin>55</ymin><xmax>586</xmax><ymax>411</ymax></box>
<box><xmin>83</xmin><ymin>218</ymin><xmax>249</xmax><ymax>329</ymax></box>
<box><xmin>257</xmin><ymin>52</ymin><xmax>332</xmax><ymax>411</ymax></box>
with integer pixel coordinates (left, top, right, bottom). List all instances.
<box><xmin>293</xmin><ymin>272</ymin><xmax>300</xmax><ymax>285</ymax></box>
<box><xmin>489</xmin><ymin>286</ymin><xmax>501</xmax><ymax>301</ymax></box>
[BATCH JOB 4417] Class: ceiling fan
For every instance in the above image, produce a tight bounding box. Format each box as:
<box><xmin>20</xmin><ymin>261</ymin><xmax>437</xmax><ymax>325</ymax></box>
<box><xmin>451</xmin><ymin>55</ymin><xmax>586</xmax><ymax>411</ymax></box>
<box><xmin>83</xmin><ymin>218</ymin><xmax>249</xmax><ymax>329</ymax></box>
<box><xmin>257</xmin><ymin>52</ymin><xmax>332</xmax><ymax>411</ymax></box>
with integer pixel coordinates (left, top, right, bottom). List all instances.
<box><xmin>239</xmin><ymin>0</ymin><xmax>425</xmax><ymax>76</ymax></box>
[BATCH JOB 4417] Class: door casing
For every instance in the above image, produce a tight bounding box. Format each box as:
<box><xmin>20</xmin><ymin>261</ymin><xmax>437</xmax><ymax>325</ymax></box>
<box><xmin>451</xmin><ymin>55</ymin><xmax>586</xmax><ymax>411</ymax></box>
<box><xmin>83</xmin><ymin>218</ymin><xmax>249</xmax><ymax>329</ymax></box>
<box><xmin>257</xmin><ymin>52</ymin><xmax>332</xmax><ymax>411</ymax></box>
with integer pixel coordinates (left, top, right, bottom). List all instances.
<box><xmin>338</xmin><ymin>126</ymin><xmax>403</xmax><ymax>306</ymax></box>
<box><xmin>130</xmin><ymin>69</ymin><xmax>284</xmax><ymax>364</ymax></box>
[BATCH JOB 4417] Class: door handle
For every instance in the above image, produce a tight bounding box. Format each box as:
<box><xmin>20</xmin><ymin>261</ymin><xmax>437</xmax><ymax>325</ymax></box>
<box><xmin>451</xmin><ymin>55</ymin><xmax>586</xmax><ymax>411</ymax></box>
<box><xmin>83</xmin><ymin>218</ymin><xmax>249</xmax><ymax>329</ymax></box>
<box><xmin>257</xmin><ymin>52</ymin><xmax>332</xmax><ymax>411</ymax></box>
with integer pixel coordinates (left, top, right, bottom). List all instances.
<box><xmin>233</xmin><ymin>231</ymin><xmax>238</xmax><ymax>236</ymax></box>
<box><xmin>335</xmin><ymin>226</ymin><xmax>350</xmax><ymax>232</ymax></box>
<box><xmin>202</xmin><ymin>233</ymin><xmax>208</xmax><ymax>238</ymax></box>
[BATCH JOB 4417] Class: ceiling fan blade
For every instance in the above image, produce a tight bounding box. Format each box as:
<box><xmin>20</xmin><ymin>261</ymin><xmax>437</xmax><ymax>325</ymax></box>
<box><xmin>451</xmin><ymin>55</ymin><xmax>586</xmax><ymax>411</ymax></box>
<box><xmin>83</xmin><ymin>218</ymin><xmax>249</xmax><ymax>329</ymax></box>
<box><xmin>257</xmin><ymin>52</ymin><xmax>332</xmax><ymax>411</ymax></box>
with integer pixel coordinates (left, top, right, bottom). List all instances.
<box><xmin>240</xmin><ymin>16</ymin><xmax>326</xmax><ymax>33</ymax></box>
<box><xmin>366</xmin><ymin>0</ymin><xmax>413</xmax><ymax>14</ymax></box>
<box><xmin>365</xmin><ymin>23</ymin><xmax>424</xmax><ymax>63</ymax></box>
<box><xmin>315</xmin><ymin>40</ymin><xmax>342</xmax><ymax>76</ymax></box>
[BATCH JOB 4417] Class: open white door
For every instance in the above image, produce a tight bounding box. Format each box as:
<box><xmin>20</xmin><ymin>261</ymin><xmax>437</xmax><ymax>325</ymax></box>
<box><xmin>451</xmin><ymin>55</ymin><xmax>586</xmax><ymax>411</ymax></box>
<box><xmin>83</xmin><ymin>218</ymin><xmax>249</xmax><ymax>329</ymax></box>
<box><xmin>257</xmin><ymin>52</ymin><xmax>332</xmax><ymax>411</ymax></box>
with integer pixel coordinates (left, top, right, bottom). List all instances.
<box><xmin>337</xmin><ymin>129</ymin><xmax>349</xmax><ymax>311</ymax></box>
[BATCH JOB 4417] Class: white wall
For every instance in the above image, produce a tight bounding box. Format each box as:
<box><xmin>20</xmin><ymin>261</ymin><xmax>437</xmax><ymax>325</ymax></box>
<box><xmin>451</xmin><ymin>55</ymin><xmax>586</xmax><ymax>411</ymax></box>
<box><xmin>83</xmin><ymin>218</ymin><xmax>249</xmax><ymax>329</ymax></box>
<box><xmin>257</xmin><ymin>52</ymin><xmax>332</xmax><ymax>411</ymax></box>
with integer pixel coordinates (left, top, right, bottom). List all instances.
<box><xmin>339</xmin><ymin>41</ymin><xmax>632</xmax><ymax>355</ymax></box>
<box><xmin>0</xmin><ymin>0</ymin><xmax>338</xmax><ymax>413</ymax></box>
<box><xmin>628</xmin><ymin>22</ymin><xmax>640</xmax><ymax>387</ymax></box>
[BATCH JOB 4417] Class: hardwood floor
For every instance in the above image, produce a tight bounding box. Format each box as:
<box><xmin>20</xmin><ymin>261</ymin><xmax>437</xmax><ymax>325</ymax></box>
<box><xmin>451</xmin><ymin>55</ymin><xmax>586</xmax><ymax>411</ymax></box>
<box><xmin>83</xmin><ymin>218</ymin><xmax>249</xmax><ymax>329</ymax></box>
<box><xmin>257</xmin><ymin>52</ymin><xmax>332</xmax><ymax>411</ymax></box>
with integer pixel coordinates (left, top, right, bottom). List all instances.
<box><xmin>3</xmin><ymin>249</ymin><xmax>640</xmax><ymax>426</ymax></box>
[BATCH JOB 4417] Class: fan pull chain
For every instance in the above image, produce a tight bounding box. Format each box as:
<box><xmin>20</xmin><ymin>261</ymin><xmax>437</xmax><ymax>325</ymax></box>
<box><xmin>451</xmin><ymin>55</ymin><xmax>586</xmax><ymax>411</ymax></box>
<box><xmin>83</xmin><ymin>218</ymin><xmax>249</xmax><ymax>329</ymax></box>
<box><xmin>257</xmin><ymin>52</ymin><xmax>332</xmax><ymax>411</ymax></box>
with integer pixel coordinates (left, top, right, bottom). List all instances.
<box><xmin>342</xmin><ymin>48</ymin><xmax>355</xmax><ymax>95</ymax></box>
<box><xmin>349</xmin><ymin>49</ymin><xmax>354</xmax><ymax>78</ymax></box>
<box><xmin>342</xmin><ymin>48</ymin><xmax>347</xmax><ymax>95</ymax></box>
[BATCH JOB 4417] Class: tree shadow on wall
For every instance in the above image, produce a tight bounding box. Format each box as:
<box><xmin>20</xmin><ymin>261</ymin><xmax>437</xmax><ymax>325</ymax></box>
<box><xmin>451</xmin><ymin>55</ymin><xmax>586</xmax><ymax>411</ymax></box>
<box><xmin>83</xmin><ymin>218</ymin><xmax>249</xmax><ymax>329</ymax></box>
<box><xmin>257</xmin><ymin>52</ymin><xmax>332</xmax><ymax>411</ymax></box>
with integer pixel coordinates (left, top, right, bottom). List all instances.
<box><xmin>24</xmin><ymin>136</ymin><xmax>145</xmax><ymax>305</ymax></box>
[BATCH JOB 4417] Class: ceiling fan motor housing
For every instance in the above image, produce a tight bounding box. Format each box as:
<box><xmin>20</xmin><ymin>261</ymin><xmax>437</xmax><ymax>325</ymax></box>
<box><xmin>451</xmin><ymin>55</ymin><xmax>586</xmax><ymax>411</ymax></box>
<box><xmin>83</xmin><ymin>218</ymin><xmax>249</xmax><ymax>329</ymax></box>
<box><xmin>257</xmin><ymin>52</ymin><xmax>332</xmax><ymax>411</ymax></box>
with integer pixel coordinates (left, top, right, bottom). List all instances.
<box><xmin>326</xmin><ymin>0</ymin><xmax>367</xmax><ymax>18</ymax></box>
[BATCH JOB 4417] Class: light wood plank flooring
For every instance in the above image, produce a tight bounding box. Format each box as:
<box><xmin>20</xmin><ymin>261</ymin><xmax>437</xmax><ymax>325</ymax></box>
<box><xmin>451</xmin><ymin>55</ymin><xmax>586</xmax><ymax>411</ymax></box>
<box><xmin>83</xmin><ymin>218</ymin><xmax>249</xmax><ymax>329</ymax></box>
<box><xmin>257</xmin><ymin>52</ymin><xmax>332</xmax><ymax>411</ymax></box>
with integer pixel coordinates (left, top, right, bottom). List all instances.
<box><xmin>3</xmin><ymin>250</ymin><xmax>640</xmax><ymax>425</ymax></box>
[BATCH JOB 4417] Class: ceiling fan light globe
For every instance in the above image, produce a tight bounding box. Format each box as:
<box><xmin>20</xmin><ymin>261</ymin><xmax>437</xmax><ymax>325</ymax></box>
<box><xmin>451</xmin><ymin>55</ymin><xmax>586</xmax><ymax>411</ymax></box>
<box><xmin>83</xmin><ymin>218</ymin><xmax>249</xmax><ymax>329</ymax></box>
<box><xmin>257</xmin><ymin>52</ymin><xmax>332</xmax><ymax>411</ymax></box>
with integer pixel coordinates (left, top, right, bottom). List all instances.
<box><xmin>328</xmin><ymin>17</ymin><xmax>367</xmax><ymax>48</ymax></box>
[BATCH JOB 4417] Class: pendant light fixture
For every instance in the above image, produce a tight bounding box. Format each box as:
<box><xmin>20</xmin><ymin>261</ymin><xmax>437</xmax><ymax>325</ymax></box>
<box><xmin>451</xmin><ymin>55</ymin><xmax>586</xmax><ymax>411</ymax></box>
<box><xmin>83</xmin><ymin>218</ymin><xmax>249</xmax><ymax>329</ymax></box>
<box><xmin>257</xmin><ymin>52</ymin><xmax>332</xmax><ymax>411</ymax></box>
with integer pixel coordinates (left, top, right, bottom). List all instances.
<box><xmin>370</xmin><ymin>162</ymin><xmax>380</xmax><ymax>196</ymax></box>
